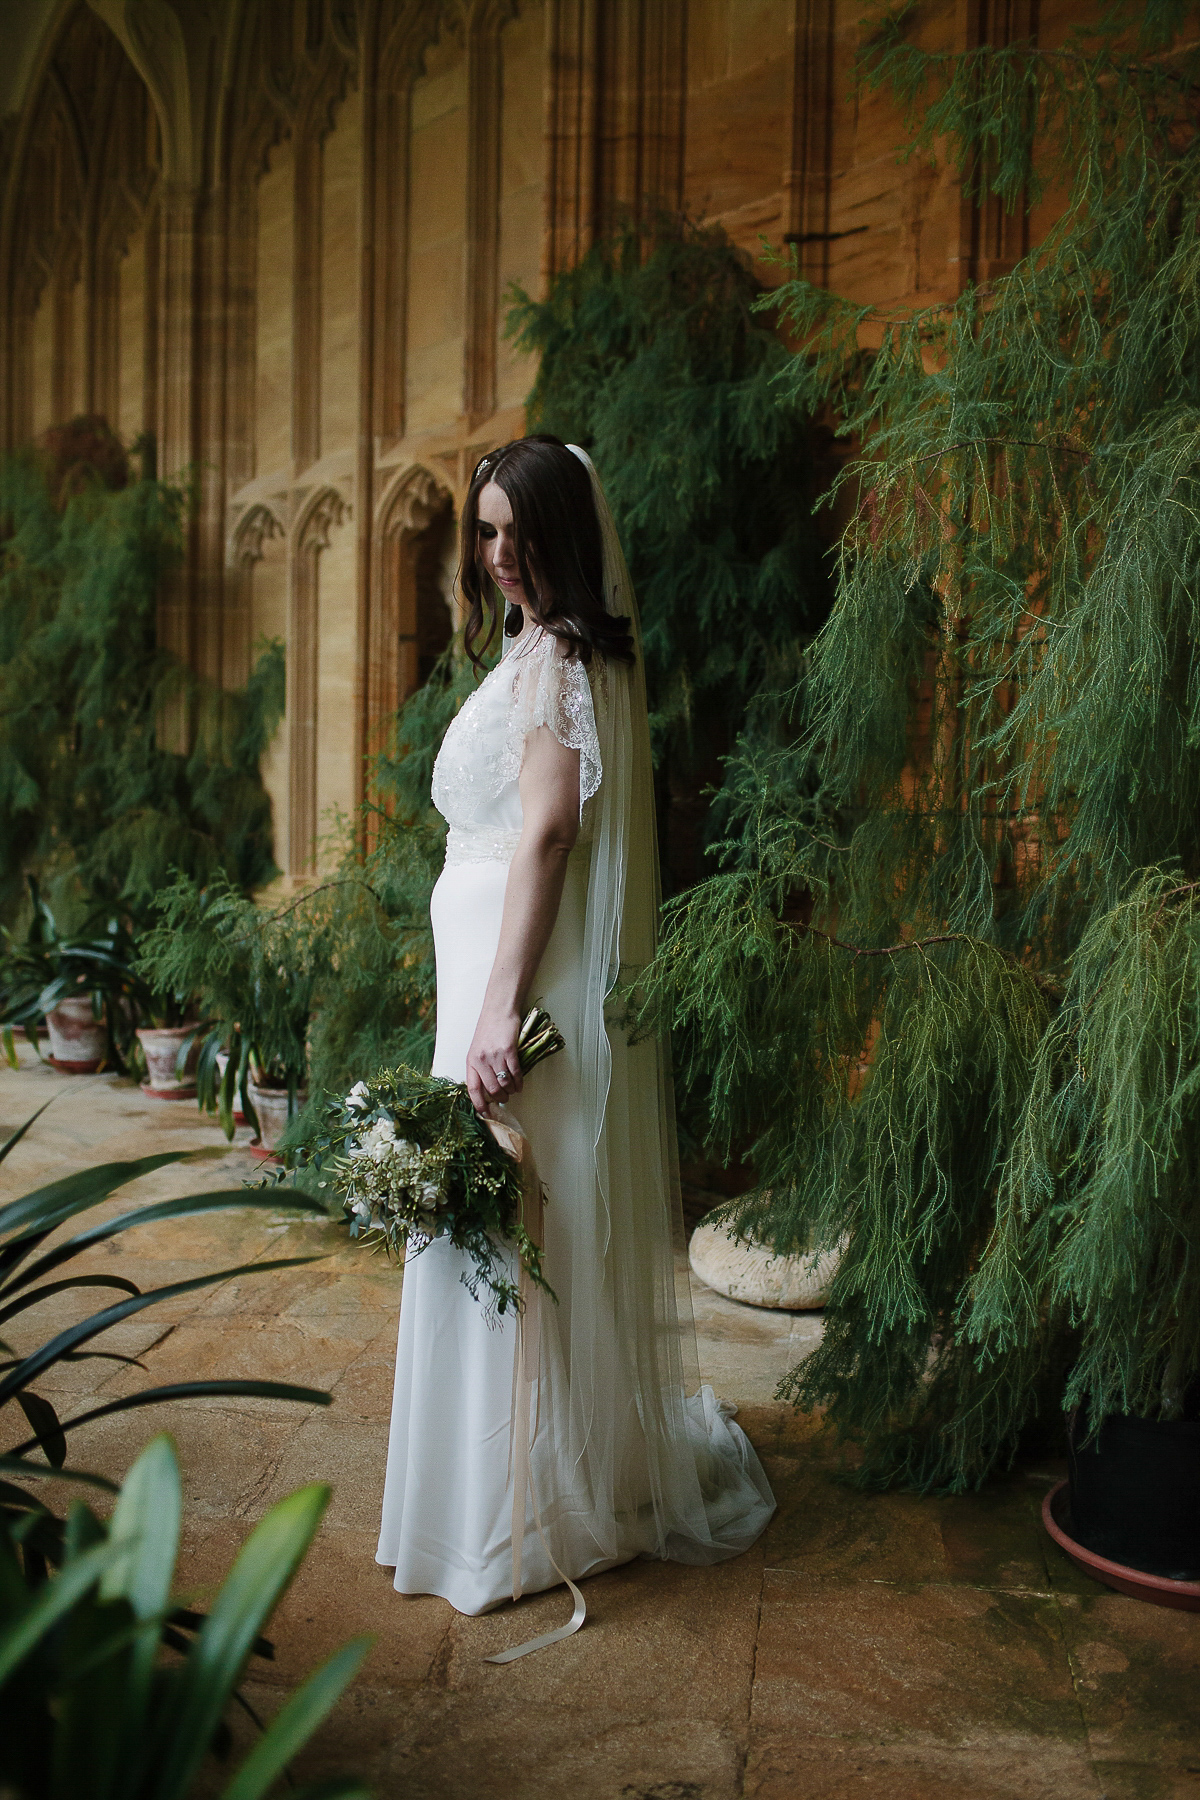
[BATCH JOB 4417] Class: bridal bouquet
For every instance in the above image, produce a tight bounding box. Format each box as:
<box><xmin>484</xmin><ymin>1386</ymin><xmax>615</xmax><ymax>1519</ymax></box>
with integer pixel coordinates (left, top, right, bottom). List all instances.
<box><xmin>318</xmin><ymin>1006</ymin><xmax>564</xmax><ymax>1317</ymax></box>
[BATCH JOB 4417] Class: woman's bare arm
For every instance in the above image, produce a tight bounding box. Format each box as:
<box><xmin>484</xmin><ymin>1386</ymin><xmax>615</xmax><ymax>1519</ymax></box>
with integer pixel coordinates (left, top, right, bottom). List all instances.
<box><xmin>465</xmin><ymin>723</ymin><xmax>580</xmax><ymax>1113</ymax></box>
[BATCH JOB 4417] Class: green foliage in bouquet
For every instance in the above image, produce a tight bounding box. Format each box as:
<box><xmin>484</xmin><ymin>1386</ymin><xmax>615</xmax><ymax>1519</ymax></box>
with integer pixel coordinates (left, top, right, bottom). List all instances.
<box><xmin>506</xmin><ymin>217</ymin><xmax>831</xmax><ymax>886</ymax></box>
<box><xmin>0</xmin><ymin>417</ymin><xmax>284</xmax><ymax>927</ymax></box>
<box><xmin>312</xmin><ymin>1007</ymin><xmax>565</xmax><ymax>1317</ymax></box>
<box><xmin>637</xmin><ymin>3</ymin><xmax>1200</xmax><ymax>1489</ymax></box>
<box><xmin>0</xmin><ymin>1434</ymin><xmax>371</xmax><ymax>1800</ymax></box>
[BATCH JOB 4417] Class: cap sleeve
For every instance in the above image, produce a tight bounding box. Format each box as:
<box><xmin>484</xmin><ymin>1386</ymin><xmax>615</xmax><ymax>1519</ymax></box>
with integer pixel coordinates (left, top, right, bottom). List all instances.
<box><xmin>505</xmin><ymin>636</ymin><xmax>602</xmax><ymax>818</ymax></box>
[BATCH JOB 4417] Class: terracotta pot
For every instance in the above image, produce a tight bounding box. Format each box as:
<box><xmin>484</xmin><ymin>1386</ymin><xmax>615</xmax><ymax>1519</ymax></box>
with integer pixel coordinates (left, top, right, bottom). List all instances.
<box><xmin>137</xmin><ymin>1024</ymin><xmax>199</xmax><ymax>1098</ymax></box>
<box><xmin>246</xmin><ymin>1078</ymin><xmax>306</xmax><ymax>1153</ymax></box>
<box><xmin>45</xmin><ymin>996</ymin><xmax>107</xmax><ymax>1073</ymax></box>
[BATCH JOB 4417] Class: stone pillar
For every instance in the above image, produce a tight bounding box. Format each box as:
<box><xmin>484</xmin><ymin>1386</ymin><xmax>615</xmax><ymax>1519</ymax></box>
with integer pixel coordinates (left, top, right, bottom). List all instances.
<box><xmin>543</xmin><ymin>0</ymin><xmax>600</xmax><ymax>279</ymax></box>
<box><xmin>785</xmin><ymin>0</ymin><xmax>836</xmax><ymax>287</ymax></box>
<box><xmin>354</xmin><ymin>0</ymin><xmax>443</xmax><ymax>799</ymax></box>
<box><xmin>464</xmin><ymin>1</ymin><xmax>516</xmax><ymax>430</ymax></box>
<box><xmin>154</xmin><ymin>180</ymin><xmax>201</xmax><ymax>702</ymax></box>
<box><xmin>958</xmin><ymin>0</ymin><xmax>1039</xmax><ymax>291</ymax></box>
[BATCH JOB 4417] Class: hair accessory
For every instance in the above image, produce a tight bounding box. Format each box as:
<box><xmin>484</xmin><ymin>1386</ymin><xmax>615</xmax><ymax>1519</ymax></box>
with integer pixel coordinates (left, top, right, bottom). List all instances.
<box><xmin>504</xmin><ymin>602</ymin><xmax>524</xmax><ymax>637</ymax></box>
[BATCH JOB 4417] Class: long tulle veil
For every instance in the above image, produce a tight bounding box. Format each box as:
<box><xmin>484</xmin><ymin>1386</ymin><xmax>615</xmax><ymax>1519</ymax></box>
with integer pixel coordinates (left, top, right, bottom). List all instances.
<box><xmin>536</xmin><ymin>445</ymin><xmax>771</xmax><ymax>1567</ymax></box>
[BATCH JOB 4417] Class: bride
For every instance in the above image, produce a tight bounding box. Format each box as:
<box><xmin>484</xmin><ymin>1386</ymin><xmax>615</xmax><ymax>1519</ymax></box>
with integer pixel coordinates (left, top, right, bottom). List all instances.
<box><xmin>376</xmin><ymin>435</ymin><xmax>774</xmax><ymax>1656</ymax></box>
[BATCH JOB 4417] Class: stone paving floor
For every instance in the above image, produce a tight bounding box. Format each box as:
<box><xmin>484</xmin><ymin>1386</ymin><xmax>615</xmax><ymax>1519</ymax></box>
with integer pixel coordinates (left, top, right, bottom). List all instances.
<box><xmin>2</xmin><ymin>1049</ymin><xmax>1197</xmax><ymax>1800</ymax></box>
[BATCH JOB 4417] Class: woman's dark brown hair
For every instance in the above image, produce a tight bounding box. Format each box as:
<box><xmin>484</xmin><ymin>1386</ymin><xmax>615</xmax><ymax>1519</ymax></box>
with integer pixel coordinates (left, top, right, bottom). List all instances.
<box><xmin>458</xmin><ymin>434</ymin><xmax>635</xmax><ymax>671</ymax></box>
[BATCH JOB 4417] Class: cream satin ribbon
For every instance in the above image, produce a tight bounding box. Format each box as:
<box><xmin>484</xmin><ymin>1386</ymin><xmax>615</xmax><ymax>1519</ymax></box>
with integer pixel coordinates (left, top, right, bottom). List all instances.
<box><xmin>481</xmin><ymin>1114</ymin><xmax>587</xmax><ymax>1665</ymax></box>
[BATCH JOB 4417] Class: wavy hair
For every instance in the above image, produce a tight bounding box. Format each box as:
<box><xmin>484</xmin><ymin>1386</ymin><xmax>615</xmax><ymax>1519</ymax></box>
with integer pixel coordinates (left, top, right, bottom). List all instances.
<box><xmin>458</xmin><ymin>434</ymin><xmax>635</xmax><ymax>671</ymax></box>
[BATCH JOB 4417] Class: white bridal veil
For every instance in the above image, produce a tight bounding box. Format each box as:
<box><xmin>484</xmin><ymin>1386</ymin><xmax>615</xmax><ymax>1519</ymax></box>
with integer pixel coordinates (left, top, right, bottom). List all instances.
<box><xmin>503</xmin><ymin>446</ymin><xmax>774</xmax><ymax>1619</ymax></box>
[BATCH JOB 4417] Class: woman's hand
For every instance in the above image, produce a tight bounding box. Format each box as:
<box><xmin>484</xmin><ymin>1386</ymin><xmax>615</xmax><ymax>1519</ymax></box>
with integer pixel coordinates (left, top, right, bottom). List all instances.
<box><xmin>466</xmin><ymin>1000</ymin><xmax>524</xmax><ymax>1114</ymax></box>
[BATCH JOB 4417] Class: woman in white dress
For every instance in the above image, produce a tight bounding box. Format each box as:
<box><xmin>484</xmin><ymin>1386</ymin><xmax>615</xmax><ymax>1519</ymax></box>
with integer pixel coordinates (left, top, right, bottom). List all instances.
<box><xmin>376</xmin><ymin>436</ymin><xmax>774</xmax><ymax>1656</ymax></box>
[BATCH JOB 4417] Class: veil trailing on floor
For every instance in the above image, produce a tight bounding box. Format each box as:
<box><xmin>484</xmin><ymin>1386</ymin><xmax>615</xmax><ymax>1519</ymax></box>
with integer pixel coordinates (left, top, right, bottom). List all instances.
<box><xmin>511</xmin><ymin>445</ymin><xmax>773</xmax><ymax>1586</ymax></box>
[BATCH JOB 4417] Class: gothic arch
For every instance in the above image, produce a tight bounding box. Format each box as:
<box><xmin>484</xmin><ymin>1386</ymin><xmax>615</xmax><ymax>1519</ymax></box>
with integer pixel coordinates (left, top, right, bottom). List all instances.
<box><xmin>223</xmin><ymin>502</ymin><xmax>287</xmax><ymax>690</ymax></box>
<box><xmin>231</xmin><ymin>501</ymin><xmax>287</xmax><ymax>570</ymax></box>
<box><xmin>289</xmin><ymin>484</ymin><xmax>350</xmax><ymax>875</ymax></box>
<box><xmin>369</xmin><ymin>463</ymin><xmax>454</xmax><ymax>734</ymax></box>
<box><xmin>3</xmin><ymin>6</ymin><xmax>160</xmax><ymax>446</ymax></box>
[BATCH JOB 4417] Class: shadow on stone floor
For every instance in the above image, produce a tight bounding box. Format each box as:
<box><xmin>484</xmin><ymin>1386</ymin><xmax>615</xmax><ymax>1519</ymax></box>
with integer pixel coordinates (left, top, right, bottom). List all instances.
<box><xmin>4</xmin><ymin>1052</ymin><xmax>1197</xmax><ymax>1799</ymax></box>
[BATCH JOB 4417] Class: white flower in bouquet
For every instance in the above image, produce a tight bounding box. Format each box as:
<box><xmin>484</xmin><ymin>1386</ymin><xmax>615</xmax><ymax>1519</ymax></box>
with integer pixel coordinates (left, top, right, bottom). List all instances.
<box><xmin>361</xmin><ymin>1117</ymin><xmax>397</xmax><ymax>1161</ymax></box>
<box><xmin>324</xmin><ymin>1005</ymin><xmax>566</xmax><ymax>1315</ymax></box>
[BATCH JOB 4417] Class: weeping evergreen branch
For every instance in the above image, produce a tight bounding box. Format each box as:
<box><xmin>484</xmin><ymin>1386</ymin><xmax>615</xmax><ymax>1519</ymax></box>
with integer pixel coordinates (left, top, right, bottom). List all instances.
<box><xmin>638</xmin><ymin>3</ymin><xmax>1200</xmax><ymax>1488</ymax></box>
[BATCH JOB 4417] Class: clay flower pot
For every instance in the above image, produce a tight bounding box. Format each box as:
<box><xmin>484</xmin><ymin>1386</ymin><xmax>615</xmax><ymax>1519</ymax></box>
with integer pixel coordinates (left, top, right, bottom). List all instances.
<box><xmin>137</xmin><ymin>1024</ymin><xmax>199</xmax><ymax>1099</ymax></box>
<box><xmin>44</xmin><ymin>996</ymin><xmax>107</xmax><ymax>1073</ymax></box>
<box><xmin>246</xmin><ymin>1077</ymin><xmax>307</xmax><ymax>1153</ymax></box>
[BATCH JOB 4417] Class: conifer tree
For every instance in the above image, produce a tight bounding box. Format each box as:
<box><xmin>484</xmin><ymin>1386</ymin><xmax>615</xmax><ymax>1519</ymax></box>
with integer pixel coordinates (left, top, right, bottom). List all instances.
<box><xmin>638</xmin><ymin>3</ymin><xmax>1200</xmax><ymax>1488</ymax></box>
<box><xmin>507</xmin><ymin>219</ymin><xmax>831</xmax><ymax>887</ymax></box>
<box><xmin>0</xmin><ymin>420</ymin><xmax>284</xmax><ymax>926</ymax></box>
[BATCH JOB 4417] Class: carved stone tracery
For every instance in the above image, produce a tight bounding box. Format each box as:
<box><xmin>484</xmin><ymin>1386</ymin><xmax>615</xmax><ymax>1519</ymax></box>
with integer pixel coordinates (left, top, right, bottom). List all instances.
<box><xmin>369</xmin><ymin>464</ymin><xmax>453</xmax><ymax>733</ymax></box>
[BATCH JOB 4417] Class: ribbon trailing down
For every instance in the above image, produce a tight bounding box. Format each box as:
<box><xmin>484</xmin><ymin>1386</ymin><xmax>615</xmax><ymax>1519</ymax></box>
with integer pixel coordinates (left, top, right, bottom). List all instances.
<box><xmin>481</xmin><ymin>1113</ymin><xmax>587</xmax><ymax>1665</ymax></box>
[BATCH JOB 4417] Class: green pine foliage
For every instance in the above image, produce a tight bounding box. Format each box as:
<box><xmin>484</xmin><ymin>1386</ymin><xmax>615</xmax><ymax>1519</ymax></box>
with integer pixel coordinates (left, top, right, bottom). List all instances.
<box><xmin>637</xmin><ymin>4</ymin><xmax>1200</xmax><ymax>1487</ymax></box>
<box><xmin>507</xmin><ymin>218</ymin><xmax>831</xmax><ymax>883</ymax></box>
<box><xmin>0</xmin><ymin>424</ymin><xmax>284</xmax><ymax>927</ymax></box>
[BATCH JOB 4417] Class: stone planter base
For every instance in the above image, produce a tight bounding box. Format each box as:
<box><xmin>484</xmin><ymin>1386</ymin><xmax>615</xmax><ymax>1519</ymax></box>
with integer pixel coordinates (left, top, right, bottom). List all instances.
<box><xmin>45</xmin><ymin>998</ymin><xmax>107</xmax><ymax>1072</ymax></box>
<box><xmin>688</xmin><ymin>1218</ymin><xmax>841</xmax><ymax>1310</ymax></box>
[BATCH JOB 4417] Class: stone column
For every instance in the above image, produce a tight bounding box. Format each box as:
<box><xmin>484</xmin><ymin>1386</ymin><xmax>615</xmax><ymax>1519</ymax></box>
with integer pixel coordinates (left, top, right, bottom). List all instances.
<box><xmin>354</xmin><ymin>0</ymin><xmax>442</xmax><ymax>798</ymax></box>
<box><xmin>784</xmin><ymin>0</ymin><xmax>836</xmax><ymax>287</ymax></box>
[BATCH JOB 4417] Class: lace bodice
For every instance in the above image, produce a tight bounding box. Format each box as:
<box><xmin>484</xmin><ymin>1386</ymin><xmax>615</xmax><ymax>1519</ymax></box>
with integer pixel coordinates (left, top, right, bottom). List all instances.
<box><xmin>431</xmin><ymin>631</ymin><xmax>604</xmax><ymax>866</ymax></box>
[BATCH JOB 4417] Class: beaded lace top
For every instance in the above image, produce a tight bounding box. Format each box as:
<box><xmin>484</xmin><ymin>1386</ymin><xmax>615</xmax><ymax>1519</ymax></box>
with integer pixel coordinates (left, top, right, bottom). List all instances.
<box><xmin>431</xmin><ymin>630</ymin><xmax>604</xmax><ymax>864</ymax></box>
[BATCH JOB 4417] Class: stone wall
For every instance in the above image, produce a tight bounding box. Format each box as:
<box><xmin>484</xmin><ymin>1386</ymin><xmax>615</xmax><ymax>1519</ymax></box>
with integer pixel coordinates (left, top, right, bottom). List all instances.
<box><xmin>0</xmin><ymin>0</ymin><xmax>1084</xmax><ymax>880</ymax></box>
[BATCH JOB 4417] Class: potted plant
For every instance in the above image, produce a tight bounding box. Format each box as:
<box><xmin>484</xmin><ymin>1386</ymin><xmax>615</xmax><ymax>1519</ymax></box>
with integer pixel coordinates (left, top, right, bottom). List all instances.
<box><xmin>0</xmin><ymin>879</ymin><xmax>150</xmax><ymax>1073</ymax></box>
<box><xmin>632</xmin><ymin>3</ymin><xmax>1200</xmax><ymax>1601</ymax></box>
<box><xmin>134</xmin><ymin>985</ymin><xmax>203</xmax><ymax>1098</ymax></box>
<box><xmin>137</xmin><ymin>873</ymin><xmax>316</xmax><ymax>1151</ymax></box>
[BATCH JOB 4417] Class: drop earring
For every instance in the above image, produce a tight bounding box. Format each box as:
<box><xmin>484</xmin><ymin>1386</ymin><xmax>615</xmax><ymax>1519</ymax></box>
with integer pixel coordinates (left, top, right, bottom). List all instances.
<box><xmin>504</xmin><ymin>602</ymin><xmax>523</xmax><ymax>637</ymax></box>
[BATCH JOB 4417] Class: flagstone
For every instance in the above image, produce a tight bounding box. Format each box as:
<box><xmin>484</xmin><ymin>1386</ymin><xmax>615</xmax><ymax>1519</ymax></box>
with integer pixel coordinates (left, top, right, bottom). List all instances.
<box><xmin>1</xmin><ymin>1053</ymin><xmax>1193</xmax><ymax>1799</ymax></box>
<box><xmin>760</xmin><ymin>1451</ymin><xmax>1054</xmax><ymax>1592</ymax></box>
<box><xmin>1054</xmin><ymin>1589</ymin><xmax>1200</xmax><ymax>1771</ymax></box>
<box><xmin>742</xmin><ymin>1732</ymin><xmax>1104</xmax><ymax>1800</ymax></box>
<box><xmin>440</xmin><ymin>1549</ymin><xmax>762</xmax><ymax>1719</ymax></box>
<box><xmin>751</xmin><ymin>1569</ymin><xmax>1086</xmax><ymax>1746</ymax></box>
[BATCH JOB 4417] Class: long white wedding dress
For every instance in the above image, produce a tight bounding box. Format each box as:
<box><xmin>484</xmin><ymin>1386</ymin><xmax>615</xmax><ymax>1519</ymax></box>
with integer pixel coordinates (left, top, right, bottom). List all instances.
<box><xmin>376</xmin><ymin>453</ymin><xmax>774</xmax><ymax>1625</ymax></box>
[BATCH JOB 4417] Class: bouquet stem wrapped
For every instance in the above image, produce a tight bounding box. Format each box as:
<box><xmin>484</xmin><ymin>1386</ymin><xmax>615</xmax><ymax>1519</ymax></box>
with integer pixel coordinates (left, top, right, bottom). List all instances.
<box><xmin>318</xmin><ymin>1007</ymin><xmax>565</xmax><ymax>1317</ymax></box>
